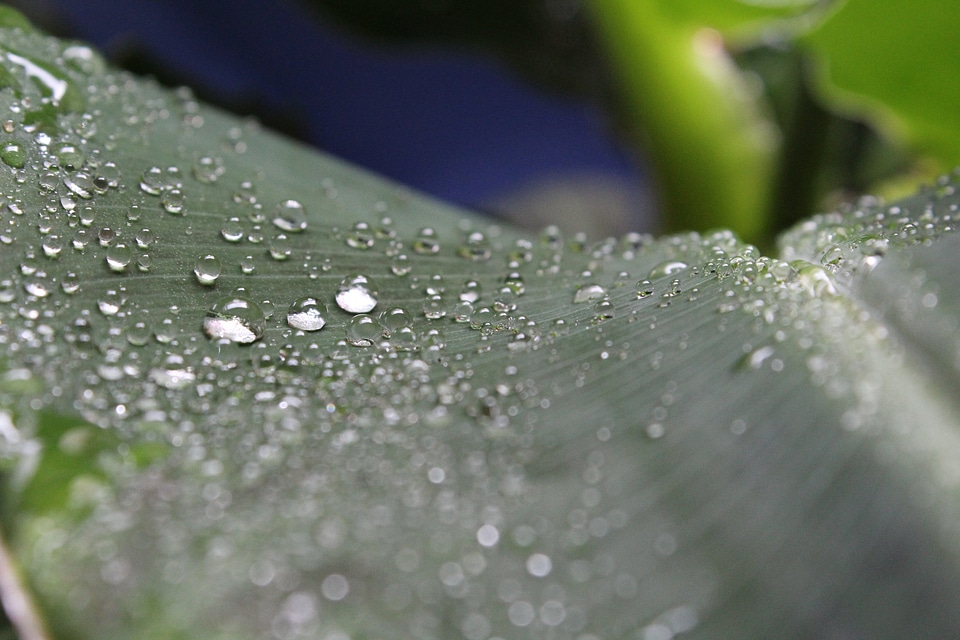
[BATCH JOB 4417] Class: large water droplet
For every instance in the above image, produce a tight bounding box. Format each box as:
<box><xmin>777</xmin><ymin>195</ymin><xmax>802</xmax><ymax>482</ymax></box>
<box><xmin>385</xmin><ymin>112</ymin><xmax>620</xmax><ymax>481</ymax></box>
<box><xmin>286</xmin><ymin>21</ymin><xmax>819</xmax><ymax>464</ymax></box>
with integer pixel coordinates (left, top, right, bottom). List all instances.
<box><xmin>271</xmin><ymin>199</ymin><xmax>307</xmax><ymax>233</ymax></box>
<box><xmin>336</xmin><ymin>274</ymin><xmax>378</xmax><ymax>314</ymax></box>
<box><xmin>286</xmin><ymin>296</ymin><xmax>328</xmax><ymax>331</ymax></box>
<box><xmin>413</xmin><ymin>228</ymin><xmax>440</xmax><ymax>255</ymax></box>
<box><xmin>194</xmin><ymin>255</ymin><xmax>222</xmax><ymax>285</ymax></box>
<box><xmin>203</xmin><ymin>295</ymin><xmax>265</xmax><ymax>344</ymax></box>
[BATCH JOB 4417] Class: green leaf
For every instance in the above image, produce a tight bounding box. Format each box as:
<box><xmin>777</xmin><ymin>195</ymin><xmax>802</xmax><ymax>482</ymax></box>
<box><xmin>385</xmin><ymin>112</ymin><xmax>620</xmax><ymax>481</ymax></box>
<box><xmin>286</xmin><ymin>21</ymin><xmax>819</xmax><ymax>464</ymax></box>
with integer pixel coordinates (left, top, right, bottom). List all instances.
<box><xmin>801</xmin><ymin>0</ymin><xmax>960</xmax><ymax>167</ymax></box>
<box><xmin>2</xmin><ymin>12</ymin><xmax>960</xmax><ymax>640</ymax></box>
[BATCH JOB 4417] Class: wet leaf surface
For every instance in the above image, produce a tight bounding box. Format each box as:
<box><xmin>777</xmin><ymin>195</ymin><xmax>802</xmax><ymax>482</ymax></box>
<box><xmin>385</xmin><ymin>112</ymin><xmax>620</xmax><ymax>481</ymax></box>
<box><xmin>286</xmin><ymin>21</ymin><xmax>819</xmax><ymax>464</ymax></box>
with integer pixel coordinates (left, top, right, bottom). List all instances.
<box><xmin>0</xmin><ymin>15</ymin><xmax>959</xmax><ymax>640</ymax></box>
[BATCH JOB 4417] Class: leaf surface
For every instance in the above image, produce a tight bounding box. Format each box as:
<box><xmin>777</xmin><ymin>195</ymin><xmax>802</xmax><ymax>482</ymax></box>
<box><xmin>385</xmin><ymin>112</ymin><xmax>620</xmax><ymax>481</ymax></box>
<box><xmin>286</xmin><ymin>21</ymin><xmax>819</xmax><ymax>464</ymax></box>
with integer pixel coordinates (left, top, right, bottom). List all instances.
<box><xmin>0</xmin><ymin>16</ymin><xmax>959</xmax><ymax>640</ymax></box>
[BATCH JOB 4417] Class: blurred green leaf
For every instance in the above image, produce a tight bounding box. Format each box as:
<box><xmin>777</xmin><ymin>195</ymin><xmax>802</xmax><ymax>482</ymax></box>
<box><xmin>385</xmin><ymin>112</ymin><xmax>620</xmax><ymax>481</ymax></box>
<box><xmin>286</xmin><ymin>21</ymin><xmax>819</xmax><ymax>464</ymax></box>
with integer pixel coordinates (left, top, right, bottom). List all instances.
<box><xmin>801</xmin><ymin>0</ymin><xmax>960</xmax><ymax>167</ymax></box>
<box><xmin>1</xmin><ymin>9</ymin><xmax>960</xmax><ymax>640</ymax></box>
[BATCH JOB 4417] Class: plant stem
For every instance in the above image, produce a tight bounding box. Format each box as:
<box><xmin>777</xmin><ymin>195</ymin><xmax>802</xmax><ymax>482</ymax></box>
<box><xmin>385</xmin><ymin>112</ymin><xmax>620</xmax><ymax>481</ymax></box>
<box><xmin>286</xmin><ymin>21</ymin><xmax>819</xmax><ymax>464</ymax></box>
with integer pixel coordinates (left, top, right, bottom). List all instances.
<box><xmin>0</xmin><ymin>527</ymin><xmax>50</xmax><ymax>640</ymax></box>
<box><xmin>586</xmin><ymin>0</ymin><xmax>780</xmax><ymax>246</ymax></box>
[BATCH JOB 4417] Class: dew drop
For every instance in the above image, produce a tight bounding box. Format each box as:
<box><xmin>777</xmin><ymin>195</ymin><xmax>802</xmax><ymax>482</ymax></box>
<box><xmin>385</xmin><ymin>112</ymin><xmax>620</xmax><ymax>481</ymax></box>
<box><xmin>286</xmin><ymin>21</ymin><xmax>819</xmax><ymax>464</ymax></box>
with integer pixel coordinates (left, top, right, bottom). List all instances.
<box><xmin>412</xmin><ymin>228</ymin><xmax>440</xmax><ymax>255</ymax></box>
<box><xmin>240</xmin><ymin>255</ymin><xmax>256</xmax><ymax>274</ymax></box>
<box><xmin>286</xmin><ymin>296</ymin><xmax>328</xmax><ymax>331</ymax></box>
<box><xmin>458</xmin><ymin>231</ymin><xmax>491</xmax><ymax>261</ymax></box>
<box><xmin>139</xmin><ymin>166</ymin><xmax>164</xmax><ymax>195</ymax></box>
<box><xmin>378</xmin><ymin>307</ymin><xmax>413</xmax><ymax>335</ymax></box>
<box><xmin>41</xmin><ymin>235</ymin><xmax>63</xmax><ymax>258</ymax></box>
<box><xmin>52</xmin><ymin>141</ymin><xmax>84</xmax><ymax>169</ymax></box>
<box><xmin>336</xmin><ymin>274</ymin><xmax>378</xmax><ymax>314</ymax></box>
<box><xmin>220</xmin><ymin>218</ymin><xmax>244</xmax><ymax>242</ymax></box>
<box><xmin>268</xmin><ymin>234</ymin><xmax>291</xmax><ymax>261</ymax></box>
<box><xmin>63</xmin><ymin>172</ymin><xmax>94</xmax><ymax>199</ymax></box>
<box><xmin>192</xmin><ymin>155</ymin><xmax>224</xmax><ymax>183</ymax></box>
<box><xmin>135</xmin><ymin>228</ymin><xmax>156</xmax><ymax>248</ymax></box>
<box><xmin>346</xmin><ymin>314</ymin><xmax>381</xmax><ymax>347</ymax></box>
<box><xmin>390</xmin><ymin>253</ymin><xmax>411</xmax><ymax>276</ymax></box>
<box><xmin>105</xmin><ymin>244</ymin><xmax>132</xmax><ymax>272</ymax></box>
<box><xmin>271</xmin><ymin>199</ymin><xmax>307</xmax><ymax>233</ymax></box>
<box><xmin>194</xmin><ymin>254</ymin><xmax>222</xmax><ymax>285</ymax></box>
<box><xmin>345</xmin><ymin>222</ymin><xmax>374</xmax><ymax>249</ymax></box>
<box><xmin>573</xmin><ymin>283</ymin><xmax>606</xmax><ymax>303</ymax></box>
<box><xmin>648</xmin><ymin>260</ymin><xmax>688</xmax><ymax>278</ymax></box>
<box><xmin>161</xmin><ymin>189</ymin><xmax>185</xmax><ymax>214</ymax></box>
<box><xmin>636</xmin><ymin>279</ymin><xmax>654</xmax><ymax>298</ymax></box>
<box><xmin>204</xmin><ymin>295</ymin><xmax>266</xmax><ymax>344</ymax></box>
<box><xmin>0</xmin><ymin>141</ymin><xmax>25</xmax><ymax>168</ymax></box>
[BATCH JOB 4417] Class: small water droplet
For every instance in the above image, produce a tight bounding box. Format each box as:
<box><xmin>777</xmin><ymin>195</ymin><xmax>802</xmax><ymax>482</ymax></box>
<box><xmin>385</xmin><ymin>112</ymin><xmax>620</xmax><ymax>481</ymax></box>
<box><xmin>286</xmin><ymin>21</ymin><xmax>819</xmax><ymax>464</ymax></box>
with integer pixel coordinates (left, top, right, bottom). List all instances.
<box><xmin>41</xmin><ymin>235</ymin><xmax>63</xmax><ymax>258</ymax></box>
<box><xmin>204</xmin><ymin>295</ymin><xmax>266</xmax><ymax>344</ymax></box>
<box><xmin>135</xmin><ymin>228</ymin><xmax>156</xmax><ymax>248</ymax></box>
<box><xmin>52</xmin><ymin>141</ymin><xmax>84</xmax><ymax>169</ymax></box>
<box><xmin>573</xmin><ymin>283</ymin><xmax>606</xmax><ymax>303</ymax></box>
<box><xmin>194</xmin><ymin>254</ymin><xmax>222</xmax><ymax>285</ymax></box>
<box><xmin>346</xmin><ymin>314</ymin><xmax>381</xmax><ymax>347</ymax></box>
<box><xmin>378</xmin><ymin>307</ymin><xmax>413</xmax><ymax>335</ymax></box>
<box><xmin>161</xmin><ymin>188</ymin><xmax>185</xmax><ymax>214</ymax></box>
<box><xmin>240</xmin><ymin>255</ymin><xmax>256</xmax><ymax>274</ymax></box>
<box><xmin>336</xmin><ymin>274</ymin><xmax>378</xmax><ymax>314</ymax></box>
<box><xmin>220</xmin><ymin>218</ymin><xmax>244</xmax><ymax>242</ymax></box>
<box><xmin>413</xmin><ymin>228</ymin><xmax>440</xmax><ymax>255</ymax></box>
<box><xmin>192</xmin><ymin>155</ymin><xmax>224</xmax><ymax>183</ymax></box>
<box><xmin>345</xmin><ymin>221</ymin><xmax>374</xmax><ymax>249</ymax></box>
<box><xmin>286</xmin><ymin>296</ymin><xmax>328</xmax><ymax>331</ymax></box>
<box><xmin>98</xmin><ymin>289</ymin><xmax>123</xmax><ymax>315</ymax></box>
<box><xmin>271</xmin><ymin>199</ymin><xmax>307</xmax><ymax>233</ymax></box>
<box><xmin>63</xmin><ymin>172</ymin><xmax>94</xmax><ymax>199</ymax></box>
<box><xmin>458</xmin><ymin>231</ymin><xmax>491</xmax><ymax>261</ymax></box>
<box><xmin>105</xmin><ymin>244</ymin><xmax>132</xmax><ymax>272</ymax></box>
<box><xmin>459</xmin><ymin>279</ymin><xmax>482</xmax><ymax>303</ymax></box>
<box><xmin>139</xmin><ymin>166</ymin><xmax>165</xmax><ymax>195</ymax></box>
<box><xmin>61</xmin><ymin>272</ymin><xmax>80</xmax><ymax>294</ymax></box>
<box><xmin>390</xmin><ymin>253</ymin><xmax>411</xmax><ymax>276</ymax></box>
<box><xmin>636</xmin><ymin>279</ymin><xmax>654</xmax><ymax>298</ymax></box>
<box><xmin>452</xmin><ymin>301</ymin><xmax>475</xmax><ymax>323</ymax></box>
<box><xmin>0</xmin><ymin>141</ymin><xmax>25</xmax><ymax>168</ymax></box>
<box><xmin>268</xmin><ymin>234</ymin><xmax>291</xmax><ymax>261</ymax></box>
<box><xmin>649</xmin><ymin>260</ymin><xmax>688</xmax><ymax>278</ymax></box>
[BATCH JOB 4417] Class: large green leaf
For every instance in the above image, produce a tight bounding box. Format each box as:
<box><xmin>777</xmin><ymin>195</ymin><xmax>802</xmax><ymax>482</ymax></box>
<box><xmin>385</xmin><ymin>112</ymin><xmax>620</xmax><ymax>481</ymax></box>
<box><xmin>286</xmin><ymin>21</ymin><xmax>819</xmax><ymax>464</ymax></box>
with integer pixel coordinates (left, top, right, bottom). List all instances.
<box><xmin>1</xmin><ymin>13</ymin><xmax>960</xmax><ymax>640</ymax></box>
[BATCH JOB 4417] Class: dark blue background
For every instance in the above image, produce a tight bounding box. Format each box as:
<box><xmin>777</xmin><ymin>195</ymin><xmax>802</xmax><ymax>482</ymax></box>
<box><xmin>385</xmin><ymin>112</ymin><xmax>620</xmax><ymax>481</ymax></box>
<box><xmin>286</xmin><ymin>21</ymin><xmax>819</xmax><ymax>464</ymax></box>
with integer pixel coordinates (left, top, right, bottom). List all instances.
<box><xmin>23</xmin><ymin>0</ymin><xmax>650</xmax><ymax>229</ymax></box>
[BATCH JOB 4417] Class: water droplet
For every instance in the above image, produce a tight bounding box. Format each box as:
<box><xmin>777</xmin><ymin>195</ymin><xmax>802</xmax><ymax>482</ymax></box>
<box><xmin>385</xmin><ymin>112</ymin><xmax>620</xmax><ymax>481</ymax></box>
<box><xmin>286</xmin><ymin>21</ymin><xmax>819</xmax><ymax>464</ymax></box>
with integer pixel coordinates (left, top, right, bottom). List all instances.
<box><xmin>41</xmin><ymin>235</ymin><xmax>63</xmax><ymax>258</ymax></box>
<box><xmin>452</xmin><ymin>301</ymin><xmax>475</xmax><ymax>323</ymax></box>
<box><xmin>240</xmin><ymin>256</ymin><xmax>256</xmax><ymax>274</ymax></box>
<box><xmin>161</xmin><ymin>189</ymin><xmax>185</xmax><ymax>214</ymax></box>
<box><xmin>286</xmin><ymin>296</ymin><xmax>328</xmax><ymax>331</ymax></box>
<box><xmin>592</xmin><ymin>298</ymin><xmax>614</xmax><ymax>323</ymax></box>
<box><xmin>649</xmin><ymin>260</ymin><xmax>688</xmax><ymax>278</ymax></box>
<box><xmin>459</xmin><ymin>279</ymin><xmax>482</xmax><ymax>303</ymax></box>
<box><xmin>345</xmin><ymin>222</ymin><xmax>374</xmax><ymax>249</ymax></box>
<box><xmin>61</xmin><ymin>272</ymin><xmax>80</xmax><ymax>294</ymax></box>
<box><xmin>220</xmin><ymin>218</ymin><xmax>244</xmax><ymax>242</ymax></box>
<box><xmin>135</xmin><ymin>228</ymin><xmax>156</xmax><ymax>248</ymax></box>
<box><xmin>378</xmin><ymin>307</ymin><xmax>413</xmax><ymax>335</ymax></box>
<box><xmin>336</xmin><ymin>274</ymin><xmax>378</xmax><ymax>314</ymax></box>
<box><xmin>636</xmin><ymin>279</ymin><xmax>654</xmax><ymax>298</ymax></box>
<box><xmin>105</xmin><ymin>244</ymin><xmax>132</xmax><ymax>272</ymax></box>
<box><xmin>458</xmin><ymin>231</ymin><xmax>491</xmax><ymax>261</ymax></box>
<box><xmin>139</xmin><ymin>166</ymin><xmax>164</xmax><ymax>195</ymax></box>
<box><xmin>125</xmin><ymin>320</ymin><xmax>151</xmax><ymax>346</ymax></box>
<box><xmin>98</xmin><ymin>289</ymin><xmax>123</xmax><ymax>315</ymax></box>
<box><xmin>194</xmin><ymin>255</ymin><xmax>222</xmax><ymax>285</ymax></box>
<box><xmin>63</xmin><ymin>172</ymin><xmax>94</xmax><ymax>199</ymax></box>
<box><xmin>412</xmin><ymin>228</ymin><xmax>440</xmax><ymax>255</ymax></box>
<box><xmin>52</xmin><ymin>141</ymin><xmax>84</xmax><ymax>169</ymax></box>
<box><xmin>233</xmin><ymin>180</ymin><xmax>256</xmax><ymax>204</ymax></box>
<box><xmin>204</xmin><ymin>295</ymin><xmax>265</xmax><ymax>344</ymax></box>
<box><xmin>268</xmin><ymin>234</ymin><xmax>291</xmax><ymax>261</ymax></box>
<box><xmin>0</xmin><ymin>141</ymin><xmax>25</xmax><ymax>168</ymax></box>
<box><xmin>271</xmin><ymin>199</ymin><xmax>307</xmax><ymax>233</ymax></box>
<box><xmin>573</xmin><ymin>283</ymin><xmax>606</xmax><ymax>303</ymax></box>
<box><xmin>390</xmin><ymin>253</ymin><xmax>411</xmax><ymax>276</ymax></box>
<box><xmin>192</xmin><ymin>156</ymin><xmax>224</xmax><ymax>183</ymax></box>
<box><xmin>346</xmin><ymin>314</ymin><xmax>381</xmax><ymax>347</ymax></box>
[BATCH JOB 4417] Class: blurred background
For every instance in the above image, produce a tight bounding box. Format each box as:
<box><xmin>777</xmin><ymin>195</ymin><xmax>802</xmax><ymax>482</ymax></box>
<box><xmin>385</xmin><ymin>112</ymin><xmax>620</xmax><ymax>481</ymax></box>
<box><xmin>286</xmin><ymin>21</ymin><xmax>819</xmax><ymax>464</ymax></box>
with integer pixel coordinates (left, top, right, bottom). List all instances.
<box><xmin>12</xmin><ymin>0</ymin><xmax>656</xmax><ymax>236</ymax></box>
